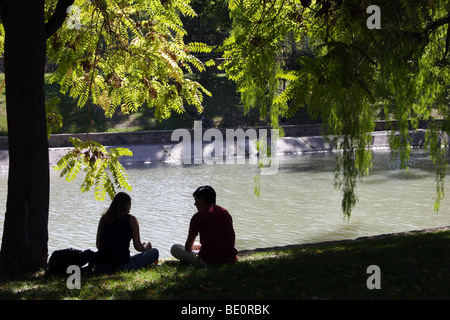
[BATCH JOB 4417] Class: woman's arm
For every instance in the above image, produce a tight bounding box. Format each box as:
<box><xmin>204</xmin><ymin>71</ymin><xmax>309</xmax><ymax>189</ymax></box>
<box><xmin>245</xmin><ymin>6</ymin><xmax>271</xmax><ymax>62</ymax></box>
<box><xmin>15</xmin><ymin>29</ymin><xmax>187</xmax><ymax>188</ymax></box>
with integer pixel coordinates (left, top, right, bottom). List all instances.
<box><xmin>130</xmin><ymin>215</ymin><xmax>151</xmax><ymax>252</ymax></box>
<box><xmin>96</xmin><ymin>219</ymin><xmax>103</xmax><ymax>250</ymax></box>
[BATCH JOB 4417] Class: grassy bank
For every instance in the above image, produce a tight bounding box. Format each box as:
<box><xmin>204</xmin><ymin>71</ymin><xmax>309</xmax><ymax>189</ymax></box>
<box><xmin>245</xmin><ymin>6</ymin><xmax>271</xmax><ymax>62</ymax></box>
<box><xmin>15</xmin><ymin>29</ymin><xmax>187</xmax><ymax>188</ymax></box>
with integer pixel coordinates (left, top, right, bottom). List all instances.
<box><xmin>1</xmin><ymin>228</ymin><xmax>449</xmax><ymax>300</ymax></box>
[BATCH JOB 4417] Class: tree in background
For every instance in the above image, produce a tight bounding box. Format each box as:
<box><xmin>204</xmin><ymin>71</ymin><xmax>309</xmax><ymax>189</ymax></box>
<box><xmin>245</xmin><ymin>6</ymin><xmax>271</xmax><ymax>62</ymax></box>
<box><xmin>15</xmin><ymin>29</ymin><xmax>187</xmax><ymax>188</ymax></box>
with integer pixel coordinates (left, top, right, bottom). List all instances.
<box><xmin>0</xmin><ymin>0</ymin><xmax>211</xmax><ymax>275</ymax></box>
<box><xmin>181</xmin><ymin>0</ymin><xmax>231</xmax><ymax>45</ymax></box>
<box><xmin>220</xmin><ymin>0</ymin><xmax>450</xmax><ymax>216</ymax></box>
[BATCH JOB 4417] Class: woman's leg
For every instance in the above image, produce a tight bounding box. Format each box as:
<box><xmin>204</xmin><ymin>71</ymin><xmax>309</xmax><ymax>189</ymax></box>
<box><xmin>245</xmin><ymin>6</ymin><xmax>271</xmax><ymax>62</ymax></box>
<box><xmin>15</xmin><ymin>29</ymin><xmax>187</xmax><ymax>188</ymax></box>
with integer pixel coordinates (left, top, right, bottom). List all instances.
<box><xmin>125</xmin><ymin>248</ymin><xmax>159</xmax><ymax>270</ymax></box>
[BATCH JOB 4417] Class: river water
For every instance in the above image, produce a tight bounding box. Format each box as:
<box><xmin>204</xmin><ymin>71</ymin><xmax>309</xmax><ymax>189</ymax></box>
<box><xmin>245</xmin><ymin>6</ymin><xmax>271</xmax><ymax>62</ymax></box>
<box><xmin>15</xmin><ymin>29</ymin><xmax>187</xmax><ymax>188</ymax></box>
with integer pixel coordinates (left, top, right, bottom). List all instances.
<box><xmin>0</xmin><ymin>149</ymin><xmax>449</xmax><ymax>259</ymax></box>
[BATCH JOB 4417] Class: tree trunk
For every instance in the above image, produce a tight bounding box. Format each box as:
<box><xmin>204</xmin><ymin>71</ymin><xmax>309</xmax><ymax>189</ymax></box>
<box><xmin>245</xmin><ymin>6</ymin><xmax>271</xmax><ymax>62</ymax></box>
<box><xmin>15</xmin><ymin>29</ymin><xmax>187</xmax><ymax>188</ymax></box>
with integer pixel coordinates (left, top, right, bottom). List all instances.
<box><xmin>0</xmin><ymin>0</ymin><xmax>50</xmax><ymax>275</ymax></box>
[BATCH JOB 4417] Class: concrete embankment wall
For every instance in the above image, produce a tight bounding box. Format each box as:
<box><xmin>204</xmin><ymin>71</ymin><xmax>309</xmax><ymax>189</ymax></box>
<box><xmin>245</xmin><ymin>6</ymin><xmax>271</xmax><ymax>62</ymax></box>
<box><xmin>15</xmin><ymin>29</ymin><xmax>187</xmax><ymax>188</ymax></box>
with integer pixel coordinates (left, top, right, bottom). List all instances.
<box><xmin>112</xmin><ymin>129</ymin><xmax>426</xmax><ymax>165</ymax></box>
<box><xmin>0</xmin><ymin>123</ymin><xmax>326</xmax><ymax>149</ymax></box>
<box><xmin>0</xmin><ymin>122</ymin><xmax>434</xmax><ymax>168</ymax></box>
<box><xmin>0</xmin><ymin>120</ymin><xmax>435</xmax><ymax>150</ymax></box>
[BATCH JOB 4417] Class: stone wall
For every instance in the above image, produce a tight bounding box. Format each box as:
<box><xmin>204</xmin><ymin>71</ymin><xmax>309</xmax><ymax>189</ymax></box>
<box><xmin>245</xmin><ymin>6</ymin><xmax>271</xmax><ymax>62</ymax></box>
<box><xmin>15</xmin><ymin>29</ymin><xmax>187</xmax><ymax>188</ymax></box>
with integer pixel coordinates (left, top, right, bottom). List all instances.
<box><xmin>0</xmin><ymin>126</ymin><xmax>437</xmax><ymax>169</ymax></box>
<box><xmin>0</xmin><ymin>123</ymin><xmax>327</xmax><ymax>149</ymax></box>
<box><xmin>0</xmin><ymin>120</ymin><xmax>440</xmax><ymax>150</ymax></box>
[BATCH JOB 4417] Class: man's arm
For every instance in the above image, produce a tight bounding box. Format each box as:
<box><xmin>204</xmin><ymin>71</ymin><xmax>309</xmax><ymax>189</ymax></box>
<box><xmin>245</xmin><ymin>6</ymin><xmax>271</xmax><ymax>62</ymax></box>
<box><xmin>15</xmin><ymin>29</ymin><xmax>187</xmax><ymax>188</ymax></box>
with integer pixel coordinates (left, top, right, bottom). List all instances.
<box><xmin>184</xmin><ymin>234</ymin><xmax>196</xmax><ymax>252</ymax></box>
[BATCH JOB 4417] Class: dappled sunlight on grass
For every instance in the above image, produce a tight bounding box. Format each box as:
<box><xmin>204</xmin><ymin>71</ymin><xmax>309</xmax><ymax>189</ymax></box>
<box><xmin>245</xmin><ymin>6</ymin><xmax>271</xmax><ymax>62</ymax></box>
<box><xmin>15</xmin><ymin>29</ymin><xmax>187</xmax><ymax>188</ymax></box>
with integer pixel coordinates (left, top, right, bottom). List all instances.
<box><xmin>1</xmin><ymin>229</ymin><xmax>449</xmax><ymax>300</ymax></box>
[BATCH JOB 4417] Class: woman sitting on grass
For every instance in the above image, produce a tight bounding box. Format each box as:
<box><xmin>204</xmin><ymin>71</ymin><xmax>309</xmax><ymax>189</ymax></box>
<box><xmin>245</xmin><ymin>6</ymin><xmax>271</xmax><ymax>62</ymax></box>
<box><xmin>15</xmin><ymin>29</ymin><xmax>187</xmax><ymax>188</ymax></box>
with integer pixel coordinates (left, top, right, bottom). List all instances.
<box><xmin>96</xmin><ymin>192</ymin><xmax>159</xmax><ymax>272</ymax></box>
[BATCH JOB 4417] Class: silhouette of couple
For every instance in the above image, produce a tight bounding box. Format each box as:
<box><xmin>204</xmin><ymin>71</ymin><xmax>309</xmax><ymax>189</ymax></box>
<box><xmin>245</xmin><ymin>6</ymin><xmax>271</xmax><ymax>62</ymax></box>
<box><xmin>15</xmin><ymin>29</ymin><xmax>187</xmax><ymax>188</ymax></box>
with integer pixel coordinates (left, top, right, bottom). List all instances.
<box><xmin>95</xmin><ymin>186</ymin><xmax>237</xmax><ymax>271</ymax></box>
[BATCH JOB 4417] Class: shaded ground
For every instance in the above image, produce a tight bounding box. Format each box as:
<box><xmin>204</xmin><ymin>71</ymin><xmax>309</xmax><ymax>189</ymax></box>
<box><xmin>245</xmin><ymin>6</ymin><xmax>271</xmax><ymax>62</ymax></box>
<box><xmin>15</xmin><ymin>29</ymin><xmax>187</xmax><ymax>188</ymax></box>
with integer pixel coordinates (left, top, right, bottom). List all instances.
<box><xmin>0</xmin><ymin>226</ymin><xmax>449</xmax><ymax>301</ymax></box>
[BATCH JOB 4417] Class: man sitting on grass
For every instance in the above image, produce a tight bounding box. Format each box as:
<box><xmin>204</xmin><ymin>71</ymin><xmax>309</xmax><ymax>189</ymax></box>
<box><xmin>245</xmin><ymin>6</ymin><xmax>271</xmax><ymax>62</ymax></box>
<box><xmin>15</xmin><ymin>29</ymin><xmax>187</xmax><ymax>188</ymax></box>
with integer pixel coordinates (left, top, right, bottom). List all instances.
<box><xmin>171</xmin><ymin>185</ymin><xmax>238</xmax><ymax>266</ymax></box>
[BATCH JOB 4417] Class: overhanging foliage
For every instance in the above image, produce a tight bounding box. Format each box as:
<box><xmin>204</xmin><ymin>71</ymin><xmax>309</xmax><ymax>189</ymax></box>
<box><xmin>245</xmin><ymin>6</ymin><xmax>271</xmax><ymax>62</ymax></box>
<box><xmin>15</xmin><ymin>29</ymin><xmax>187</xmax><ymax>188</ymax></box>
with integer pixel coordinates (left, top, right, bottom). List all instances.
<box><xmin>220</xmin><ymin>0</ymin><xmax>450</xmax><ymax>216</ymax></box>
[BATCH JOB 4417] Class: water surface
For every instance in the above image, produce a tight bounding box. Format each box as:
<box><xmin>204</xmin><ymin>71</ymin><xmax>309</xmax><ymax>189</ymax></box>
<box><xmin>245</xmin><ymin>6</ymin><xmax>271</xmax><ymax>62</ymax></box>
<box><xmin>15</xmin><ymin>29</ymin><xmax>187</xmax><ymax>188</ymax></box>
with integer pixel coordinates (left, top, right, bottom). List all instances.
<box><xmin>0</xmin><ymin>149</ymin><xmax>448</xmax><ymax>259</ymax></box>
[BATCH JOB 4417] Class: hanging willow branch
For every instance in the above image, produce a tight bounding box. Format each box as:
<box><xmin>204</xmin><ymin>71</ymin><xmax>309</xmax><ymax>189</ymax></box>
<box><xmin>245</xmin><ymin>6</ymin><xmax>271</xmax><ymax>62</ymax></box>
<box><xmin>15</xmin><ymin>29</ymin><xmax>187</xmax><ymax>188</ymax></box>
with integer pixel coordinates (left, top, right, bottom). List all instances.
<box><xmin>221</xmin><ymin>0</ymin><xmax>450</xmax><ymax>217</ymax></box>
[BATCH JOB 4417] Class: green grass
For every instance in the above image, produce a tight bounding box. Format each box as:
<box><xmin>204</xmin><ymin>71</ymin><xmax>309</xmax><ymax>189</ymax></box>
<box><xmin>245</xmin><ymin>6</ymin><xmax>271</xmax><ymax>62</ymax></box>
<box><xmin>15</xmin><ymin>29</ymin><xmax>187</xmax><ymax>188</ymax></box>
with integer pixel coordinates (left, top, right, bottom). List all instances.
<box><xmin>1</xmin><ymin>229</ymin><xmax>449</xmax><ymax>300</ymax></box>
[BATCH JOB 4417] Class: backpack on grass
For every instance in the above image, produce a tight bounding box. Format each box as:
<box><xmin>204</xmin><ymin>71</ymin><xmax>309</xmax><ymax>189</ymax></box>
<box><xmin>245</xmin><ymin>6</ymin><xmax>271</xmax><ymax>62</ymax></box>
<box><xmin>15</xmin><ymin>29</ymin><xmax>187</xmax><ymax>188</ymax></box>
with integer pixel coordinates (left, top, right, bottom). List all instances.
<box><xmin>47</xmin><ymin>248</ymin><xmax>96</xmax><ymax>275</ymax></box>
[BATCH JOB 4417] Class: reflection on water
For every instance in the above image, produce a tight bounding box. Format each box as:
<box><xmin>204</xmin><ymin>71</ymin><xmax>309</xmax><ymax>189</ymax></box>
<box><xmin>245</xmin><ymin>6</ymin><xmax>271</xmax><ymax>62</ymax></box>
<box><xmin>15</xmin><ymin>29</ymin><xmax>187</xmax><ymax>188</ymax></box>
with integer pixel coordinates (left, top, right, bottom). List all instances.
<box><xmin>0</xmin><ymin>149</ymin><xmax>449</xmax><ymax>259</ymax></box>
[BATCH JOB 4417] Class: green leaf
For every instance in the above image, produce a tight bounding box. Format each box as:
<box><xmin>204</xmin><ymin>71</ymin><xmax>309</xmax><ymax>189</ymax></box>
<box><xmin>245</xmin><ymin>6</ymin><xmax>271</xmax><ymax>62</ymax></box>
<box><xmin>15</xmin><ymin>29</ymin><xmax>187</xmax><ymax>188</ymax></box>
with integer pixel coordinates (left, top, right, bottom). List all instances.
<box><xmin>55</xmin><ymin>138</ymin><xmax>133</xmax><ymax>201</ymax></box>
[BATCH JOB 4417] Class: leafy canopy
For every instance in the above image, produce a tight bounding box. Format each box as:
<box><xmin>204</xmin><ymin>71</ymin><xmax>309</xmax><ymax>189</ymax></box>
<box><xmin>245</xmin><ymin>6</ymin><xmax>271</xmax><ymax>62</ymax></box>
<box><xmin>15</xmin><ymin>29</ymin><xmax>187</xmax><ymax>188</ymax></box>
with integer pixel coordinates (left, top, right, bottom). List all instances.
<box><xmin>42</xmin><ymin>0</ymin><xmax>214</xmax><ymax>200</ymax></box>
<box><xmin>46</xmin><ymin>0</ymin><xmax>212</xmax><ymax>119</ymax></box>
<box><xmin>2</xmin><ymin>0</ymin><xmax>449</xmax><ymax>214</ymax></box>
<box><xmin>55</xmin><ymin>137</ymin><xmax>132</xmax><ymax>200</ymax></box>
<box><xmin>221</xmin><ymin>0</ymin><xmax>450</xmax><ymax>216</ymax></box>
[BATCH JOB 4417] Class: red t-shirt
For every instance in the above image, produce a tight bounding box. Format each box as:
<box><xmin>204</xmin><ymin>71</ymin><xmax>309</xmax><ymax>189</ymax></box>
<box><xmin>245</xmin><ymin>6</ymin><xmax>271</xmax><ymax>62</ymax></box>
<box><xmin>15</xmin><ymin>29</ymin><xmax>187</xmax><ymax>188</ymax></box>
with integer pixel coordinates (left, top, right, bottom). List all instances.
<box><xmin>189</xmin><ymin>204</ymin><xmax>238</xmax><ymax>264</ymax></box>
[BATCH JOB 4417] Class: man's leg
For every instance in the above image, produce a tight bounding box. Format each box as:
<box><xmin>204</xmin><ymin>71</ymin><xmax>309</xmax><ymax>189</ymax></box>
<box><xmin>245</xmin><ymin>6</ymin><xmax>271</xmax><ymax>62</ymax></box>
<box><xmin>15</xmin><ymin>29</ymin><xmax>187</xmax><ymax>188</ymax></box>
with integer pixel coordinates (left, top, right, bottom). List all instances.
<box><xmin>171</xmin><ymin>244</ymin><xmax>197</xmax><ymax>264</ymax></box>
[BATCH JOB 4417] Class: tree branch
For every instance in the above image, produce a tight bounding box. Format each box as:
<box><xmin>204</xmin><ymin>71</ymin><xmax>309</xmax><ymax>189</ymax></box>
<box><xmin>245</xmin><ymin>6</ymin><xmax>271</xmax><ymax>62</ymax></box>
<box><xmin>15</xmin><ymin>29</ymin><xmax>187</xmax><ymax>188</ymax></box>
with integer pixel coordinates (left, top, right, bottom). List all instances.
<box><xmin>425</xmin><ymin>14</ymin><xmax>450</xmax><ymax>33</ymax></box>
<box><xmin>443</xmin><ymin>23</ymin><xmax>450</xmax><ymax>60</ymax></box>
<box><xmin>44</xmin><ymin>0</ymin><xmax>75</xmax><ymax>39</ymax></box>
